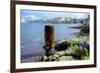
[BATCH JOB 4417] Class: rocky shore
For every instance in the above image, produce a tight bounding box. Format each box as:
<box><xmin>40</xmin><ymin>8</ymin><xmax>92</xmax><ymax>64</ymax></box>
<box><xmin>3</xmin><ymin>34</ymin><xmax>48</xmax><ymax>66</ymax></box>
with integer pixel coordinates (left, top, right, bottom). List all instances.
<box><xmin>21</xmin><ymin>36</ymin><xmax>89</xmax><ymax>63</ymax></box>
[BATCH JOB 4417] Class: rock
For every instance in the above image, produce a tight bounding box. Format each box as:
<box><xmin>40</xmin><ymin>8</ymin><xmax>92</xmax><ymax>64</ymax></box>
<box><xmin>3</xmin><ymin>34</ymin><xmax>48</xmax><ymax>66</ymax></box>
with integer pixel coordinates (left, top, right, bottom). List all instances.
<box><xmin>54</xmin><ymin>41</ymin><xmax>70</xmax><ymax>51</ymax></box>
<box><xmin>73</xmin><ymin>40</ymin><xmax>89</xmax><ymax>53</ymax></box>
<box><xmin>41</xmin><ymin>49</ymin><xmax>76</xmax><ymax>61</ymax></box>
<box><xmin>59</xmin><ymin>56</ymin><xmax>74</xmax><ymax>61</ymax></box>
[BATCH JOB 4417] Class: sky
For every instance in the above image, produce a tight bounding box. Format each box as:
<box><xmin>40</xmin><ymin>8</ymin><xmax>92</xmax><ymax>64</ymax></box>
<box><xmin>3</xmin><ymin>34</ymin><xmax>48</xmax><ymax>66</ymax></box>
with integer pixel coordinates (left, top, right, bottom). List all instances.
<box><xmin>21</xmin><ymin>9</ymin><xmax>89</xmax><ymax>23</ymax></box>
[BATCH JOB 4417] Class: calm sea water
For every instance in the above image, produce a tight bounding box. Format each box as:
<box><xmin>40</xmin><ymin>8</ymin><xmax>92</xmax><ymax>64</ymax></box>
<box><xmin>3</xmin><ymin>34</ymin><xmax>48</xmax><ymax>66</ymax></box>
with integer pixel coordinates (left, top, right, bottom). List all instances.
<box><xmin>21</xmin><ymin>23</ymin><xmax>81</xmax><ymax>59</ymax></box>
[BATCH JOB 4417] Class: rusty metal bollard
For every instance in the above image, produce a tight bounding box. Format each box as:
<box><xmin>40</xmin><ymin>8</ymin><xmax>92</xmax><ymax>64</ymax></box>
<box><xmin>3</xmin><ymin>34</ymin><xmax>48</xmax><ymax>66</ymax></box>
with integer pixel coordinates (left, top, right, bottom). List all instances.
<box><xmin>43</xmin><ymin>25</ymin><xmax>55</xmax><ymax>56</ymax></box>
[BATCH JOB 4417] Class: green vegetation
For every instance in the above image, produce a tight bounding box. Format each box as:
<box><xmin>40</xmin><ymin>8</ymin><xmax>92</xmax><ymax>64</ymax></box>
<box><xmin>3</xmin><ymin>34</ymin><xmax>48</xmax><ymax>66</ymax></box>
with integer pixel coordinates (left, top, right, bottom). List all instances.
<box><xmin>68</xmin><ymin>45</ymin><xmax>89</xmax><ymax>60</ymax></box>
<box><xmin>69</xmin><ymin>22</ymin><xmax>89</xmax><ymax>36</ymax></box>
<box><xmin>54</xmin><ymin>36</ymin><xmax>89</xmax><ymax>60</ymax></box>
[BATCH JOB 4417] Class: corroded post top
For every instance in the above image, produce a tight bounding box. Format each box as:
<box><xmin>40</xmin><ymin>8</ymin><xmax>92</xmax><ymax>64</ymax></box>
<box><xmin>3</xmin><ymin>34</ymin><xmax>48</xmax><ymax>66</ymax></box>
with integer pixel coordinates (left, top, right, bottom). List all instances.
<box><xmin>44</xmin><ymin>25</ymin><xmax>54</xmax><ymax>48</ymax></box>
<box><xmin>44</xmin><ymin>25</ymin><xmax>55</xmax><ymax>56</ymax></box>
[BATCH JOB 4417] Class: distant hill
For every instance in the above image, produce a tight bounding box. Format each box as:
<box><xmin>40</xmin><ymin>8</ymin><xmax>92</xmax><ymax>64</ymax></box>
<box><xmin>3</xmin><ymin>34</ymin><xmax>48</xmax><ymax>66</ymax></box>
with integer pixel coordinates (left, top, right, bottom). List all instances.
<box><xmin>27</xmin><ymin>17</ymin><xmax>82</xmax><ymax>24</ymax></box>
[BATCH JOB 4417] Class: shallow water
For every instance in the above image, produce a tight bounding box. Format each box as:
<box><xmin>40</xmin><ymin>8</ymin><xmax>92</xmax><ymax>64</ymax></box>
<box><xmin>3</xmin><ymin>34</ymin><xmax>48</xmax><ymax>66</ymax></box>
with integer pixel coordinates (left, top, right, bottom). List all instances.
<box><xmin>21</xmin><ymin>23</ymin><xmax>81</xmax><ymax>59</ymax></box>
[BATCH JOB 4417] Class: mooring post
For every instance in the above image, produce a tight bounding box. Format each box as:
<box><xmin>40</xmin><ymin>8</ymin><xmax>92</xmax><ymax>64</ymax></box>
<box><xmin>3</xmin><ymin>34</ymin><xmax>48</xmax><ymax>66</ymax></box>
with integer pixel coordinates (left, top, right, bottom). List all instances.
<box><xmin>43</xmin><ymin>25</ymin><xmax>54</xmax><ymax>56</ymax></box>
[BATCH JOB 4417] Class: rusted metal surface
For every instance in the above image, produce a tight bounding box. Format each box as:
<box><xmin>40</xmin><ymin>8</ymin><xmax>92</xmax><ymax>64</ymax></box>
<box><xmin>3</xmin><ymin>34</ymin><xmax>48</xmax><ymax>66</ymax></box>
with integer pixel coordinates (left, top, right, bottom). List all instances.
<box><xmin>43</xmin><ymin>25</ymin><xmax>54</xmax><ymax>56</ymax></box>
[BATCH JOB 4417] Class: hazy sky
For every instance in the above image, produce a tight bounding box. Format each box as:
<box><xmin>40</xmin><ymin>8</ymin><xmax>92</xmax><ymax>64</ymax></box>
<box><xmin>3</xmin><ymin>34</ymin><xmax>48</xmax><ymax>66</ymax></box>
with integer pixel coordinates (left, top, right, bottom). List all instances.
<box><xmin>21</xmin><ymin>9</ymin><xmax>89</xmax><ymax>23</ymax></box>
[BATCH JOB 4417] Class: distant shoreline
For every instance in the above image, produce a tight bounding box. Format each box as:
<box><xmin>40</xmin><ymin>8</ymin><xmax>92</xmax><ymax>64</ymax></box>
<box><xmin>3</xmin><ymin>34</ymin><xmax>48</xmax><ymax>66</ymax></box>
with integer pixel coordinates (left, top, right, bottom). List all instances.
<box><xmin>22</xmin><ymin>22</ymin><xmax>81</xmax><ymax>25</ymax></box>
